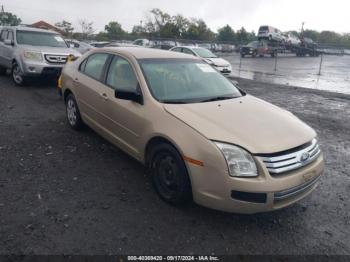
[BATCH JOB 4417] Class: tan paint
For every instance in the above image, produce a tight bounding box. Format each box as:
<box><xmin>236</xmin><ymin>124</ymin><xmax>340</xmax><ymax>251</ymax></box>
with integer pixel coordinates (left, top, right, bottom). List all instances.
<box><xmin>61</xmin><ymin>47</ymin><xmax>325</xmax><ymax>214</ymax></box>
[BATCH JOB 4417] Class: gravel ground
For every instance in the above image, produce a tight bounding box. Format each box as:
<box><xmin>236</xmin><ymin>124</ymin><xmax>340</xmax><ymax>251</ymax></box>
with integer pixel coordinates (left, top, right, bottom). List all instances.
<box><xmin>0</xmin><ymin>74</ymin><xmax>349</xmax><ymax>255</ymax></box>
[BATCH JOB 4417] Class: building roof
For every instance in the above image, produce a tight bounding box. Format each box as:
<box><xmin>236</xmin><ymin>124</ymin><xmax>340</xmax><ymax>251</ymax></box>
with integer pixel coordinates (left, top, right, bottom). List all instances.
<box><xmin>31</xmin><ymin>20</ymin><xmax>64</xmax><ymax>34</ymax></box>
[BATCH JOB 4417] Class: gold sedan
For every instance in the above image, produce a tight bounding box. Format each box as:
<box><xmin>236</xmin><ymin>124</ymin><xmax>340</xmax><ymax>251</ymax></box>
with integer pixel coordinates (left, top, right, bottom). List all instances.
<box><xmin>60</xmin><ymin>47</ymin><xmax>324</xmax><ymax>214</ymax></box>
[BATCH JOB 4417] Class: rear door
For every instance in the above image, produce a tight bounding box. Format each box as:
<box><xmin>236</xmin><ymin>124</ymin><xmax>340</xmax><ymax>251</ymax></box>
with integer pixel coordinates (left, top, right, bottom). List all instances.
<box><xmin>0</xmin><ymin>29</ymin><xmax>8</xmax><ymax>67</ymax></box>
<box><xmin>2</xmin><ymin>30</ymin><xmax>14</xmax><ymax>68</ymax></box>
<box><xmin>74</xmin><ymin>52</ymin><xmax>111</xmax><ymax>127</ymax></box>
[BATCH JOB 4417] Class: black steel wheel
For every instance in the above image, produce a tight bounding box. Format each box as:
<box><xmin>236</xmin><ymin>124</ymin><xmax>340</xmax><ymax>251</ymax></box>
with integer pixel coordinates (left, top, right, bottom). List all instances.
<box><xmin>150</xmin><ymin>143</ymin><xmax>192</xmax><ymax>205</ymax></box>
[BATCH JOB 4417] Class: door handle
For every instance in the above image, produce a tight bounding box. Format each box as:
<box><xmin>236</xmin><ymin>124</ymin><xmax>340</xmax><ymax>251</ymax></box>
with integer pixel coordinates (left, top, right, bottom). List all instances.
<box><xmin>100</xmin><ymin>93</ymin><xmax>109</xmax><ymax>101</ymax></box>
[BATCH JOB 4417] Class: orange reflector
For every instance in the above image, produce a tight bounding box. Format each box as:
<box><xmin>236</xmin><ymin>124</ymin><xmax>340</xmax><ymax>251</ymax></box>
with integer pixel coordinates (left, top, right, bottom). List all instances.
<box><xmin>183</xmin><ymin>156</ymin><xmax>204</xmax><ymax>167</ymax></box>
<box><xmin>57</xmin><ymin>75</ymin><xmax>62</xmax><ymax>88</ymax></box>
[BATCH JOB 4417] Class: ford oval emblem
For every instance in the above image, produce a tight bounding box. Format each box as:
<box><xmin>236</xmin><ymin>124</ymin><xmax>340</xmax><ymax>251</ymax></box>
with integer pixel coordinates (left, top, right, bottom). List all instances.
<box><xmin>300</xmin><ymin>152</ymin><xmax>310</xmax><ymax>162</ymax></box>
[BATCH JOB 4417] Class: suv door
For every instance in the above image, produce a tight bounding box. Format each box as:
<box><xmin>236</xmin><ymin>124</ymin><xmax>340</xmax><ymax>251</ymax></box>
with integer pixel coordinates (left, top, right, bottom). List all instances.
<box><xmin>0</xmin><ymin>29</ymin><xmax>8</xmax><ymax>67</ymax></box>
<box><xmin>75</xmin><ymin>53</ymin><xmax>111</xmax><ymax>127</ymax></box>
<box><xmin>2</xmin><ymin>30</ymin><xmax>14</xmax><ymax>68</ymax></box>
<box><xmin>101</xmin><ymin>55</ymin><xmax>145</xmax><ymax>158</ymax></box>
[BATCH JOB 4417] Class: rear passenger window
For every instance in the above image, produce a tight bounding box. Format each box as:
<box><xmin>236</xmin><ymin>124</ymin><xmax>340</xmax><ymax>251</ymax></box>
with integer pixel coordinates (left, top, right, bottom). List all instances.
<box><xmin>183</xmin><ymin>48</ymin><xmax>194</xmax><ymax>56</ymax></box>
<box><xmin>172</xmin><ymin>47</ymin><xmax>182</xmax><ymax>53</ymax></box>
<box><xmin>106</xmin><ymin>56</ymin><xmax>138</xmax><ymax>92</ymax></box>
<box><xmin>83</xmin><ymin>53</ymin><xmax>109</xmax><ymax>80</ymax></box>
<box><xmin>0</xmin><ymin>30</ymin><xmax>7</xmax><ymax>42</ymax></box>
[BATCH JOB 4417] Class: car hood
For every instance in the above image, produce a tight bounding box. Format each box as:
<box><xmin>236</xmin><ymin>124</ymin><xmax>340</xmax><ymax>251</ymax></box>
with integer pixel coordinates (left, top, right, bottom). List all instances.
<box><xmin>19</xmin><ymin>45</ymin><xmax>81</xmax><ymax>56</ymax></box>
<box><xmin>163</xmin><ymin>95</ymin><xmax>316</xmax><ymax>154</ymax></box>
<box><xmin>204</xmin><ymin>57</ymin><xmax>230</xmax><ymax>67</ymax></box>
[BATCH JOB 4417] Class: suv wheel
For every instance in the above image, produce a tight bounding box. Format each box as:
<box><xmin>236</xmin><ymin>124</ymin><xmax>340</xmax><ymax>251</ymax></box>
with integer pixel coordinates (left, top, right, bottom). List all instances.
<box><xmin>65</xmin><ymin>93</ymin><xmax>83</xmax><ymax>130</ymax></box>
<box><xmin>150</xmin><ymin>143</ymin><xmax>192</xmax><ymax>205</ymax></box>
<box><xmin>12</xmin><ymin>62</ymin><xmax>26</xmax><ymax>86</ymax></box>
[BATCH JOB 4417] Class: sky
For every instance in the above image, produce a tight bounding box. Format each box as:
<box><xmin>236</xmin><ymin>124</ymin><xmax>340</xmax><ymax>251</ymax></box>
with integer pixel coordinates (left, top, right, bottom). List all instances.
<box><xmin>1</xmin><ymin>0</ymin><xmax>349</xmax><ymax>34</ymax></box>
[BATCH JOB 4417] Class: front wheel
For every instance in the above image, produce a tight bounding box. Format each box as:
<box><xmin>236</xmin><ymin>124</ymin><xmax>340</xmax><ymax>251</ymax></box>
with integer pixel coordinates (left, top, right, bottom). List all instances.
<box><xmin>65</xmin><ymin>93</ymin><xmax>83</xmax><ymax>130</ymax></box>
<box><xmin>150</xmin><ymin>143</ymin><xmax>192</xmax><ymax>205</ymax></box>
<box><xmin>12</xmin><ymin>62</ymin><xmax>27</xmax><ymax>86</ymax></box>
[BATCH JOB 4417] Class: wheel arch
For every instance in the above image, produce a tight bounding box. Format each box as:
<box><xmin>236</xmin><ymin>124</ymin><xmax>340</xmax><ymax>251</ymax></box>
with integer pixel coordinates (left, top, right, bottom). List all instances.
<box><xmin>144</xmin><ymin>136</ymin><xmax>185</xmax><ymax>169</ymax></box>
<box><xmin>63</xmin><ymin>88</ymin><xmax>73</xmax><ymax>103</ymax></box>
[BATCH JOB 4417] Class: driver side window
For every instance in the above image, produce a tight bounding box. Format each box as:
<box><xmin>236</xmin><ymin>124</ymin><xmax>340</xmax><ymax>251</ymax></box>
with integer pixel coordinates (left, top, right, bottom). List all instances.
<box><xmin>106</xmin><ymin>56</ymin><xmax>138</xmax><ymax>92</ymax></box>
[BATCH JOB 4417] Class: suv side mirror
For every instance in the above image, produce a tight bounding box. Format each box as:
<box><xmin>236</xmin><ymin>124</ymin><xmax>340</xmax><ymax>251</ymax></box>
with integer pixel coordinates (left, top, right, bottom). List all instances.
<box><xmin>4</xmin><ymin>39</ymin><xmax>14</xmax><ymax>46</ymax></box>
<box><xmin>115</xmin><ymin>88</ymin><xmax>143</xmax><ymax>105</ymax></box>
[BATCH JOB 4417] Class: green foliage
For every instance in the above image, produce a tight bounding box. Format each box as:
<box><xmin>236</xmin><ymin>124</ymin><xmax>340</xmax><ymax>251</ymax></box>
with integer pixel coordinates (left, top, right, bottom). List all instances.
<box><xmin>0</xmin><ymin>11</ymin><xmax>21</xmax><ymax>26</ymax></box>
<box><xmin>217</xmin><ymin>25</ymin><xmax>236</xmax><ymax>42</ymax></box>
<box><xmin>105</xmin><ymin>21</ymin><xmax>126</xmax><ymax>38</ymax></box>
<box><xmin>55</xmin><ymin>20</ymin><xmax>74</xmax><ymax>36</ymax></box>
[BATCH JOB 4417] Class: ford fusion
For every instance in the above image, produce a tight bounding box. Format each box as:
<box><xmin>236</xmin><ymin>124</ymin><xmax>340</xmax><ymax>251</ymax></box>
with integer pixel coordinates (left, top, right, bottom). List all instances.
<box><xmin>60</xmin><ymin>47</ymin><xmax>324</xmax><ymax>214</ymax></box>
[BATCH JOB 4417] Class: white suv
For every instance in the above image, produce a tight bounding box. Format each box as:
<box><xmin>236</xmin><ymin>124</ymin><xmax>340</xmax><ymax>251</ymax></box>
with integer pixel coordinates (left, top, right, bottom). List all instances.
<box><xmin>0</xmin><ymin>26</ymin><xmax>80</xmax><ymax>85</ymax></box>
<box><xmin>258</xmin><ymin>26</ymin><xmax>284</xmax><ymax>42</ymax></box>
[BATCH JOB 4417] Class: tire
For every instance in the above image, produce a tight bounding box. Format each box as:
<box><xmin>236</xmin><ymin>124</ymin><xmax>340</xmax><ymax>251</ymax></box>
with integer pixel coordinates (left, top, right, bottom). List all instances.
<box><xmin>65</xmin><ymin>93</ymin><xmax>83</xmax><ymax>130</ymax></box>
<box><xmin>241</xmin><ymin>54</ymin><xmax>245</xmax><ymax>58</ymax></box>
<box><xmin>12</xmin><ymin>62</ymin><xmax>27</xmax><ymax>86</ymax></box>
<box><xmin>252</xmin><ymin>51</ymin><xmax>257</xmax><ymax>58</ymax></box>
<box><xmin>149</xmin><ymin>143</ymin><xmax>192</xmax><ymax>205</ymax></box>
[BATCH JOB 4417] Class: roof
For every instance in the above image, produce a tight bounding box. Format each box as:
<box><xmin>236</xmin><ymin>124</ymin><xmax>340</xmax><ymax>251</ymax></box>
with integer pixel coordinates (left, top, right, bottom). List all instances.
<box><xmin>31</xmin><ymin>20</ymin><xmax>64</xmax><ymax>34</ymax></box>
<box><xmin>2</xmin><ymin>25</ymin><xmax>59</xmax><ymax>34</ymax></box>
<box><xmin>102</xmin><ymin>47</ymin><xmax>200</xmax><ymax>59</ymax></box>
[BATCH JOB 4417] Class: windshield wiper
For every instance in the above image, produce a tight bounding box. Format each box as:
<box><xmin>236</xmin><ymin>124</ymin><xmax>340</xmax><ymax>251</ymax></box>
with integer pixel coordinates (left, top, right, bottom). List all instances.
<box><xmin>161</xmin><ymin>100</ymin><xmax>189</xmax><ymax>104</ymax></box>
<box><xmin>199</xmin><ymin>96</ymin><xmax>236</xmax><ymax>103</ymax></box>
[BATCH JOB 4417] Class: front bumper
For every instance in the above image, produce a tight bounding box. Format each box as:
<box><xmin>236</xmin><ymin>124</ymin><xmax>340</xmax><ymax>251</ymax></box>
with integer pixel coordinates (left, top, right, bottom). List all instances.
<box><xmin>215</xmin><ymin>66</ymin><xmax>232</xmax><ymax>74</ymax></box>
<box><xmin>189</xmin><ymin>153</ymin><xmax>324</xmax><ymax>214</ymax></box>
<box><xmin>21</xmin><ymin>61</ymin><xmax>64</xmax><ymax>77</ymax></box>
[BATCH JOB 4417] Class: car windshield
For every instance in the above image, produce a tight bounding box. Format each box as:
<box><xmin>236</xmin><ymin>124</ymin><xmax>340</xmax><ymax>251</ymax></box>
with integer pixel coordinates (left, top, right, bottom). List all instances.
<box><xmin>139</xmin><ymin>59</ymin><xmax>242</xmax><ymax>104</ymax></box>
<box><xmin>193</xmin><ymin>48</ymin><xmax>217</xmax><ymax>58</ymax></box>
<box><xmin>16</xmin><ymin>31</ymin><xmax>68</xmax><ymax>47</ymax></box>
<box><xmin>247</xmin><ymin>41</ymin><xmax>258</xmax><ymax>48</ymax></box>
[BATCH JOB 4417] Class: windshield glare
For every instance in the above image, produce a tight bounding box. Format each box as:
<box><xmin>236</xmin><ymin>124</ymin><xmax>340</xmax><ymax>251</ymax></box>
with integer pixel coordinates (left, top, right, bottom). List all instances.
<box><xmin>16</xmin><ymin>31</ymin><xmax>68</xmax><ymax>47</ymax></box>
<box><xmin>140</xmin><ymin>59</ymin><xmax>242</xmax><ymax>103</ymax></box>
<box><xmin>193</xmin><ymin>48</ymin><xmax>217</xmax><ymax>58</ymax></box>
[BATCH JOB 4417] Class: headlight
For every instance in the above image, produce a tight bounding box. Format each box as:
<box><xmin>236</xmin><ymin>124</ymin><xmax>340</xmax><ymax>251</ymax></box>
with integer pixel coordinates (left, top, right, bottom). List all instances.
<box><xmin>23</xmin><ymin>51</ymin><xmax>43</xmax><ymax>62</ymax></box>
<box><xmin>214</xmin><ymin>142</ymin><xmax>258</xmax><ymax>177</ymax></box>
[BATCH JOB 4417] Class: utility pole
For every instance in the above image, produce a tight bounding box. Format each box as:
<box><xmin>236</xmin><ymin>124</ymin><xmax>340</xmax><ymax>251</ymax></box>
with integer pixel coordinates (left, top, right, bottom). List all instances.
<box><xmin>300</xmin><ymin>22</ymin><xmax>305</xmax><ymax>38</ymax></box>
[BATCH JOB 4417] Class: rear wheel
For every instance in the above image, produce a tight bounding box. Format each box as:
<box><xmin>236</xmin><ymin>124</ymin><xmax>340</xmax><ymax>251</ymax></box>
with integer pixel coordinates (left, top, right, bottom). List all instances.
<box><xmin>12</xmin><ymin>62</ymin><xmax>27</xmax><ymax>86</ymax></box>
<box><xmin>150</xmin><ymin>143</ymin><xmax>192</xmax><ymax>205</ymax></box>
<box><xmin>65</xmin><ymin>93</ymin><xmax>83</xmax><ymax>130</ymax></box>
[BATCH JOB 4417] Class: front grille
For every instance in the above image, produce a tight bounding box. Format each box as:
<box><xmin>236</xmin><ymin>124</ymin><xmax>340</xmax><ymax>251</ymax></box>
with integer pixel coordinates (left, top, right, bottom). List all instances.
<box><xmin>44</xmin><ymin>54</ymin><xmax>68</xmax><ymax>64</ymax></box>
<box><xmin>259</xmin><ymin>139</ymin><xmax>321</xmax><ymax>175</ymax></box>
<box><xmin>274</xmin><ymin>175</ymin><xmax>320</xmax><ymax>201</ymax></box>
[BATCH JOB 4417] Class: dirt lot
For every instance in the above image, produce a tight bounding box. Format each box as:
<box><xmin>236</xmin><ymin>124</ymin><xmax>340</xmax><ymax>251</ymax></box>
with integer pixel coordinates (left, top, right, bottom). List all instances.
<box><xmin>0</xmin><ymin>74</ymin><xmax>349</xmax><ymax>255</ymax></box>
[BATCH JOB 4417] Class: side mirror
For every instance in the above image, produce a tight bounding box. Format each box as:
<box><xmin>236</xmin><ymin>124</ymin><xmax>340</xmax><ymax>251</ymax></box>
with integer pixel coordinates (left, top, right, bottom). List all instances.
<box><xmin>4</xmin><ymin>39</ymin><xmax>14</xmax><ymax>46</ymax></box>
<box><xmin>115</xmin><ymin>88</ymin><xmax>143</xmax><ymax>105</ymax></box>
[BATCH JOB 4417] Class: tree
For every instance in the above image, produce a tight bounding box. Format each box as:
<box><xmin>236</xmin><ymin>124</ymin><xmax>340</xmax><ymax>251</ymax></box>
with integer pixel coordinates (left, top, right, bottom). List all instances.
<box><xmin>183</xmin><ymin>19</ymin><xmax>215</xmax><ymax>41</ymax></box>
<box><xmin>217</xmin><ymin>25</ymin><xmax>236</xmax><ymax>42</ymax></box>
<box><xmin>236</xmin><ymin>27</ymin><xmax>248</xmax><ymax>43</ymax></box>
<box><xmin>55</xmin><ymin>20</ymin><xmax>74</xmax><ymax>37</ymax></box>
<box><xmin>78</xmin><ymin>19</ymin><xmax>95</xmax><ymax>39</ymax></box>
<box><xmin>105</xmin><ymin>21</ymin><xmax>126</xmax><ymax>38</ymax></box>
<box><xmin>0</xmin><ymin>8</ymin><xmax>21</xmax><ymax>26</ymax></box>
